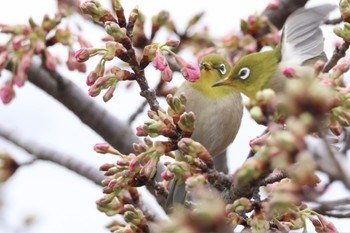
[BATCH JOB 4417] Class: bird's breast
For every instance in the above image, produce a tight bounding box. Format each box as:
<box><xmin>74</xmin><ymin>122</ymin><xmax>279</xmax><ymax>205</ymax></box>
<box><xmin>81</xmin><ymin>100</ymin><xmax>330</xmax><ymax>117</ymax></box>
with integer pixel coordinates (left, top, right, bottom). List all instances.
<box><xmin>176</xmin><ymin>83</ymin><xmax>243</xmax><ymax>157</ymax></box>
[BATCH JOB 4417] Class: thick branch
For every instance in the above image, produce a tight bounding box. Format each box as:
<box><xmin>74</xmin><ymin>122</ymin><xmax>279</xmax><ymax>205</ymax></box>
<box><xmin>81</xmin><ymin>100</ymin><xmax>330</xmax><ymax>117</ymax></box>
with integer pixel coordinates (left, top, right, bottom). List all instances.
<box><xmin>0</xmin><ymin>126</ymin><xmax>104</xmax><ymax>185</ymax></box>
<box><xmin>23</xmin><ymin>64</ymin><xmax>139</xmax><ymax>154</ymax></box>
<box><xmin>257</xmin><ymin>0</ymin><xmax>308</xmax><ymax>39</ymax></box>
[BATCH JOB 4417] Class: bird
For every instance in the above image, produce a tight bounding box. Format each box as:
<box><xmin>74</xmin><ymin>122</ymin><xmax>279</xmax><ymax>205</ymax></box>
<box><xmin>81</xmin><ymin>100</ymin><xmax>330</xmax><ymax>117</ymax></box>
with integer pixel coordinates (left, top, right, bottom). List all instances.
<box><xmin>166</xmin><ymin>54</ymin><xmax>244</xmax><ymax>207</ymax></box>
<box><xmin>212</xmin><ymin>4</ymin><xmax>336</xmax><ymax>99</ymax></box>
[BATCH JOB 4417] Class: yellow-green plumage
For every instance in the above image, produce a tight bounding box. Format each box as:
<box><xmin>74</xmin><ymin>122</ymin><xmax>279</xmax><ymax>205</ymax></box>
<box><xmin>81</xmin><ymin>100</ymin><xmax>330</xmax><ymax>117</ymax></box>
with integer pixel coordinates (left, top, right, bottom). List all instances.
<box><xmin>177</xmin><ymin>54</ymin><xmax>243</xmax><ymax>156</ymax></box>
<box><xmin>166</xmin><ymin>54</ymin><xmax>243</xmax><ymax>207</ymax></box>
<box><xmin>213</xmin><ymin>4</ymin><xmax>336</xmax><ymax>99</ymax></box>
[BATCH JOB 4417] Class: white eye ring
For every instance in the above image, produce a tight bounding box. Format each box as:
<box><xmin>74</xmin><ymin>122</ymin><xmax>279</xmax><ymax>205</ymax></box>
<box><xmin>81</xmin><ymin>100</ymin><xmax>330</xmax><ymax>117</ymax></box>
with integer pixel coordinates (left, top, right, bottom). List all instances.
<box><xmin>238</xmin><ymin>67</ymin><xmax>250</xmax><ymax>80</ymax></box>
<box><xmin>218</xmin><ymin>64</ymin><xmax>226</xmax><ymax>75</ymax></box>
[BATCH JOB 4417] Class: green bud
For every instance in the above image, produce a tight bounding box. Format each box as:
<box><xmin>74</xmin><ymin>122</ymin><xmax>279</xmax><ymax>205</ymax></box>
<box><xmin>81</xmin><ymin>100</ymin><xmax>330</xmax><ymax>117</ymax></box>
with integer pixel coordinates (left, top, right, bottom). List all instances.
<box><xmin>185</xmin><ymin>12</ymin><xmax>204</xmax><ymax>31</ymax></box>
<box><xmin>334</xmin><ymin>23</ymin><xmax>350</xmax><ymax>42</ymax></box>
<box><xmin>105</xmin><ymin>21</ymin><xmax>130</xmax><ymax>43</ymax></box>
<box><xmin>231</xmin><ymin>197</ymin><xmax>252</xmax><ymax>214</ymax></box>
<box><xmin>340</xmin><ymin>0</ymin><xmax>350</xmax><ymax>22</ymax></box>
<box><xmin>235</xmin><ymin>157</ymin><xmax>264</xmax><ymax>184</ymax></box>
<box><xmin>178</xmin><ymin>112</ymin><xmax>195</xmax><ymax>136</ymax></box>
<box><xmin>250</xmin><ymin>106</ymin><xmax>265</xmax><ymax>123</ymax></box>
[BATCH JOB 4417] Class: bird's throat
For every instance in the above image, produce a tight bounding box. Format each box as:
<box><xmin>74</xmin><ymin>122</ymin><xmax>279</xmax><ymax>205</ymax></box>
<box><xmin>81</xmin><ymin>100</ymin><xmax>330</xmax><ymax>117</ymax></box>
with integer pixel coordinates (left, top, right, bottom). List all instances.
<box><xmin>190</xmin><ymin>71</ymin><xmax>235</xmax><ymax>99</ymax></box>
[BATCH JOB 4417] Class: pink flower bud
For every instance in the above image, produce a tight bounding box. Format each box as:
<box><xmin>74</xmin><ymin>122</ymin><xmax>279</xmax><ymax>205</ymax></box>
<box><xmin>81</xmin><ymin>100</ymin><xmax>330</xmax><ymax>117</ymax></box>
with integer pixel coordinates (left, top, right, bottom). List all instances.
<box><xmin>153</xmin><ymin>49</ymin><xmax>168</xmax><ymax>71</ymax></box>
<box><xmin>67</xmin><ymin>50</ymin><xmax>78</xmax><ymax>71</ymax></box>
<box><xmin>14</xmin><ymin>68</ymin><xmax>27</xmax><ymax>87</ymax></box>
<box><xmin>136</xmin><ymin>125</ymin><xmax>147</xmax><ymax>136</ymax></box>
<box><xmin>93</xmin><ymin>142</ymin><xmax>121</xmax><ymax>155</ymax></box>
<box><xmin>0</xmin><ymin>82</ymin><xmax>15</xmax><ymax>104</ymax></box>
<box><xmin>75</xmin><ymin>48</ymin><xmax>90</xmax><ymax>62</ymax></box>
<box><xmin>93</xmin><ymin>143</ymin><xmax>111</xmax><ymax>154</ymax></box>
<box><xmin>175</xmin><ymin>56</ymin><xmax>200</xmax><ymax>82</ymax></box>
<box><xmin>161</xmin><ymin>170</ymin><xmax>174</xmax><ymax>180</ymax></box>
<box><xmin>161</xmin><ymin>66</ymin><xmax>173</xmax><ymax>82</ymax></box>
<box><xmin>282</xmin><ymin>66</ymin><xmax>296</xmax><ymax>78</ymax></box>
<box><xmin>181</xmin><ymin>61</ymin><xmax>200</xmax><ymax>82</ymax></box>
<box><xmin>86</xmin><ymin>71</ymin><xmax>99</xmax><ymax>86</ymax></box>
<box><xmin>103</xmin><ymin>85</ymin><xmax>116</xmax><ymax>102</ymax></box>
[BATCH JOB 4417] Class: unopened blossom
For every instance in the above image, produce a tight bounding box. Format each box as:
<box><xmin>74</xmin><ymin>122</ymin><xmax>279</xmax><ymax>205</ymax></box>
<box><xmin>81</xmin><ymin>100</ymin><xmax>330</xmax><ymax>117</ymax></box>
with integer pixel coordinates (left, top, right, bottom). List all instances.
<box><xmin>153</xmin><ymin>49</ymin><xmax>168</xmax><ymax>71</ymax></box>
<box><xmin>75</xmin><ymin>48</ymin><xmax>91</xmax><ymax>62</ymax></box>
<box><xmin>175</xmin><ymin>56</ymin><xmax>200</xmax><ymax>82</ymax></box>
<box><xmin>0</xmin><ymin>82</ymin><xmax>15</xmax><ymax>104</ymax></box>
<box><xmin>282</xmin><ymin>66</ymin><xmax>296</xmax><ymax>78</ymax></box>
<box><xmin>87</xmin><ymin>63</ymin><xmax>105</xmax><ymax>86</ymax></box>
<box><xmin>14</xmin><ymin>68</ymin><xmax>27</xmax><ymax>87</ymax></box>
<box><xmin>161</xmin><ymin>66</ymin><xmax>173</xmax><ymax>82</ymax></box>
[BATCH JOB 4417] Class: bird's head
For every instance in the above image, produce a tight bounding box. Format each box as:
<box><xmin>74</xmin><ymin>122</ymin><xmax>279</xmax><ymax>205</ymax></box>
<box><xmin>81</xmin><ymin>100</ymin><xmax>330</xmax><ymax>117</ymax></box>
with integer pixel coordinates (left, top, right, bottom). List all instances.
<box><xmin>190</xmin><ymin>54</ymin><xmax>234</xmax><ymax>99</ymax></box>
<box><xmin>212</xmin><ymin>50</ymin><xmax>279</xmax><ymax>99</ymax></box>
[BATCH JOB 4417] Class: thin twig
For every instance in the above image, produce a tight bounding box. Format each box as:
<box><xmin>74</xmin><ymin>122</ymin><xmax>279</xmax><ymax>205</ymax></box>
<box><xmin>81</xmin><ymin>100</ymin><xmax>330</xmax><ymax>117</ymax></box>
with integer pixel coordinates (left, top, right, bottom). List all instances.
<box><xmin>258</xmin><ymin>170</ymin><xmax>287</xmax><ymax>187</ymax></box>
<box><xmin>324</xmin><ymin>17</ymin><xmax>343</xmax><ymax>25</ymax></box>
<box><xmin>323</xmin><ymin>41</ymin><xmax>350</xmax><ymax>73</ymax></box>
<box><xmin>312</xmin><ymin>198</ymin><xmax>350</xmax><ymax>218</ymax></box>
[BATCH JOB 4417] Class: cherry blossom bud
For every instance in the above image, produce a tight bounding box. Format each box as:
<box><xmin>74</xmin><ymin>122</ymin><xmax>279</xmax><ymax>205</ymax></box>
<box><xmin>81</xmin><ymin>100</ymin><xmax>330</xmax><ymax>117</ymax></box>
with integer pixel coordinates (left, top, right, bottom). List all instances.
<box><xmin>282</xmin><ymin>66</ymin><xmax>296</xmax><ymax>78</ymax></box>
<box><xmin>80</xmin><ymin>0</ymin><xmax>115</xmax><ymax>23</ymax></box>
<box><xmin>340</xmin><ymin>0</ymin><xmax>350</xmax><ymax>23</ymax></box>
<box><xmin>161</xmin><ymin>169</ymin><xmax>174</xmax><ymax>180</ymax></box>
<box><xmin>14</xmin><ymin>68</ymin><xmax>27</xmax><ymax>87</ymax></box>
<box><xmin>161</xmin><ymin>66</ymin><xmax>173</xmax><ymax>82</ymax></box>
<box><xmin>75</xmin><ymin>48</ymin><xmax>91</xmax><ymax>62</ymax></box>
<box><xmin>153</xmin><ymin>49</ymin><xmax>168</xmax><ymax>71</ymax></box>
<box><xmin>94</xmin><ymin>142</ymin><xmax>121</xmax><ymax>155</ymax></box>
<box><xmin>86</xmin><ymin>70</ymin><xmax>99</xmax><ymax>86</ymax></box>
<box><xmin>103</xmin><ymin>84</ymin><xmax>116</xmax><ymax>102</ymax></box>
<box><xmin>0</xmin><ymin>82</ymin><xmax>15</xmax><ymax>104</ymax></box>
<box><xmin>175</xmin><ymin>56</ymin><xmax>200</xmax><ymax>82</ymax></box>
<box><xmin>105</xmin><ymin>21</ymin><xmax>129</xmax><ymax>43</ymax></box>
<box><xmin>136</xmin><ymin>125</ymin><xmax>147</xmax><ymax>137</ymax></box>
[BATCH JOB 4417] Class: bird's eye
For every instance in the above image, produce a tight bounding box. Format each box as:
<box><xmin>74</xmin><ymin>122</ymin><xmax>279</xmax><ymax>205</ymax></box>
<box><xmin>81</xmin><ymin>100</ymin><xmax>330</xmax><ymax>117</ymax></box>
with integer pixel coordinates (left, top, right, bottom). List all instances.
<box><xmin>238</xmin><ymin>67</ymin><xmax>250</xmax><ymax>80</ymax></box>
<box><xmin>218</xmin><ymin>64</ymin><xmax>226</xmax><ymax>75</ymax></box>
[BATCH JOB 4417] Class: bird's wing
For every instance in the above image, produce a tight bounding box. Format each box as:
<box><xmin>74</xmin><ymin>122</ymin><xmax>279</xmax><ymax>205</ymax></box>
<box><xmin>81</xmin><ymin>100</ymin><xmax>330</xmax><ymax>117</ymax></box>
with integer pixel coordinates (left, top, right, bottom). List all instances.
<box><xmin>281</xmin><ymin>4</ymin><xmax>336</xmax><ymax>64</ymax></box>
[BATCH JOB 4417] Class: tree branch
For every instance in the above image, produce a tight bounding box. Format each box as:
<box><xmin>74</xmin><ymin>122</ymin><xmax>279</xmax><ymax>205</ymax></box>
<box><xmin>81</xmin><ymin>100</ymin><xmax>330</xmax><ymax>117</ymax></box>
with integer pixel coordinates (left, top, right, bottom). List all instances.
<box><xmin>22</xmin><ymin>64</ymin><xmax>139</xmax><ymax>154</ymax></box>
<box><xmin>312</xmin><ymin>198</ymin><xmax>350</xmax><ymax>218</ymax></box>
<box><xmin>256</xmin><ymin>0</ymin><xmax>308</xmax><ymax>39</ymax></box>
<box><xmin>0</xmin><ymin>126</ymin><xmax>104</xmax><ymax>186</ymax></box>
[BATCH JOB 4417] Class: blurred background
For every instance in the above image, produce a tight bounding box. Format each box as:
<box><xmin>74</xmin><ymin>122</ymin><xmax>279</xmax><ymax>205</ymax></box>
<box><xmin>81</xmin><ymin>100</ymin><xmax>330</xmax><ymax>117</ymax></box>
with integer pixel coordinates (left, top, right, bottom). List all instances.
<box><xmin>0</xmin><ymin>0</ymin><xmax>347</xmax><ymax>232</ymax></box>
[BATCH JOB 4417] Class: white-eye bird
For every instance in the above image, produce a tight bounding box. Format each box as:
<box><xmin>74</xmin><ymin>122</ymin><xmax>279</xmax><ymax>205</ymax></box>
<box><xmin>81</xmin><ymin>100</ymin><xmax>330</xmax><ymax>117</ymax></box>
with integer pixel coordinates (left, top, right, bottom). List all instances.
<box><xmin>166</xmin><ymin>54</ymin><xmax>244</xmax><ymax>207</ymax></box>
<box><xmin>212</xmin><ymin>4</ymin><xmax>336</xmax><ymax>99</ymax></box>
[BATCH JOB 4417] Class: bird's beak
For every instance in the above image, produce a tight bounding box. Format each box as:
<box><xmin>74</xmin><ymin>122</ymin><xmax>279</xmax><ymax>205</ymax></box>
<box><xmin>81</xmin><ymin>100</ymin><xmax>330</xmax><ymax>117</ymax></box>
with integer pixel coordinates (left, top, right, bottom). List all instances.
<box><xmin>200</xmin><ymin>62</ymin><xmax>211</xmax><ymax>71</ymax></box>
<box><xmin>212</xmin><ymin>77</ymin><xmax>229</xmax><ymax>87</ymax></box>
